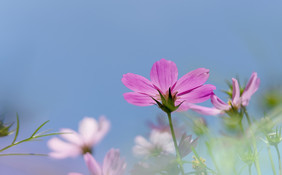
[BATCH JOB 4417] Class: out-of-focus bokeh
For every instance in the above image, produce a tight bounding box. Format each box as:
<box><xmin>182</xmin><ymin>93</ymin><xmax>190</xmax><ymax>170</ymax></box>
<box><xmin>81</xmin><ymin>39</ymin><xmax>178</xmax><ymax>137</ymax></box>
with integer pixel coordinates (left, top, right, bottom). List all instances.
<box><xmin>0</xmin><ymin>1</ymin><xmax>282</xmax><ymax>174</ymax></box>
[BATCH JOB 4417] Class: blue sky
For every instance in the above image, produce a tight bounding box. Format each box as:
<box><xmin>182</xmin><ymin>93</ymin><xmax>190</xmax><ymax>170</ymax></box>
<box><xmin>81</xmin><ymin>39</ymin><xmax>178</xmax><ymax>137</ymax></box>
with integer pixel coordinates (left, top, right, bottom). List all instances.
<box><xmin>0</xmin><ymin>1</ymin><xmax>282</xmax><ymax>174</ymax></box>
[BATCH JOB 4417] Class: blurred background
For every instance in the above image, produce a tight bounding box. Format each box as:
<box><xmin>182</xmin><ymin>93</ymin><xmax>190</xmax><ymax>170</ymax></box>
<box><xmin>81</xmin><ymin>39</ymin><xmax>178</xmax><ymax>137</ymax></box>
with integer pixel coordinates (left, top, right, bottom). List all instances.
<box><xmin>0</xmin><ymin>0</ymin><xmax>282</xmax><ymax>174</ymax></box>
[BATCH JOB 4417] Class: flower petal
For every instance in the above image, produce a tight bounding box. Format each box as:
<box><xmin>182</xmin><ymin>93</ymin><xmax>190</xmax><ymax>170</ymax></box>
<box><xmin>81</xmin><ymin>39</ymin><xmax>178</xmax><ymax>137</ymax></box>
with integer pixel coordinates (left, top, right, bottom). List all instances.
<box><xmin>103</xmin><ymin>149</ymin><xmax>127</xmax><ymax>175</ymax></box>
<box><xmin>174</xmin><ymin>68</ymin><xmax>210</xmax><ymax>95</ymax></box>
<box><xmin>123</xmin><ymin>92</ymin><xmax>155</xmax><ymax>106</ymax></box>
<box><xmin>79</xmin><ymin>117</ymin><xmax>99</xmax><ymax>146</ymax></box>
<box><xmin>211</xmin><ymin>95</ymin><xmax>230</xmax><ymax>111</ymax></box>
<box><xmin>122</xmin><ymin>73</ymin><xmax>157</xmax><ymax>95</ymax></box>
<box><xmin>92</xmin><ymin>116</ymin><xmax>110</xmax><ymax>145</ymax></box>
<box><xmin>48</xmin><ymin>137</ymin><xmax>81</xmax><ymax>159</ymax></box>
<box><xmin>84</xmin><ymin>153</ymin><xmax>102</xmax><ymax>175</ymax></box>
<box><xmin>178</xmin><ymin>84</ymin><xmax>216</xmax><ymax>104</ymax></box>
<box><xmin>231</xmin><ymin>78</ymin><xmax>240</xmax><ymax>106</ymax></box>
<box><xmin>188</xmin><ymin>104</ymin><xmax>222</xmax><ymax>116</ymax></box>
<box><xmin>133</xmin><ymin>136</ymin><xmax>151</xmax><ymax>156</ymax></box>
<box><xmin>241</xmin><ymin>72</ymin><xmax>260</xmax><ymax>106</ymax></box>
<box><xmin>60</xmin><ymin>128</ymin><xmax>83</xmax><ymax>146</ymax></box>
<box><xmin>150</xmin><ymin>59</ymin><xmax>178</xmax><ymax>93</ymax></box>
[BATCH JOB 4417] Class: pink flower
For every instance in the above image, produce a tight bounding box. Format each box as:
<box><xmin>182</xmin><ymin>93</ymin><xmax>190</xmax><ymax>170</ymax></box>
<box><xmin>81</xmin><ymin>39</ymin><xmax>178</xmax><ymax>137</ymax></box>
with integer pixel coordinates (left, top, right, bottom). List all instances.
<box><xmin>48</xmin><ymin>116</ymin><xmax>110</xmax><ymax>159</ymax></box>
<box><xmin>189</xmin><ymin>72</ymin><xmax>260</xmax><ymax>115</ymax></box>
<box><xmin>122</xmin><ymin>59</ymin><xmax>215</xmax><ymax>112</ymax></box>
<box><xmin>69</xmin><ymin>149</ymin><xmax>126</xmax><ymax>175</ymax></box>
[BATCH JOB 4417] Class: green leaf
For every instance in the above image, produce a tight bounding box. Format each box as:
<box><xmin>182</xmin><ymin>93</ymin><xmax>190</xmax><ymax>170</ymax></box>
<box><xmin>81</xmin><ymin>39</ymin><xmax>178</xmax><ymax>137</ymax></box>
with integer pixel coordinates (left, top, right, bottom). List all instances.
<box><xmin>31</xmin><ymin>120</ymin><xmax>50</xmax><ymax>137</ymax></box>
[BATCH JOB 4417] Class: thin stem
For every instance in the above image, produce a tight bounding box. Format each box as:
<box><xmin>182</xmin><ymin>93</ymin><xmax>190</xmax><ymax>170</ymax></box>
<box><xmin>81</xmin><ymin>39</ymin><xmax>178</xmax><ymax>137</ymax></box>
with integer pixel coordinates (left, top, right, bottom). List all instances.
<box><xmin>275</xmin><ymin>145</ymin><xmax>282</xmax><ymax>175</ymax></box>
<box><xmin>251</xmin><ymin>133</ymin><xmax>262</xmax><ymax>175</ymax></box>
<box><xmin>267</xmin><ymin>144</ymin><xmax>277</xmax><ymax>175</ymax></box>
<box><xmin>0</xmin><ymin>153</ymin><xmax>47</xmax><ymax>156</ymax></box>
<box><xmin>167</xmin><ymin>112</ymin><xmax>185</xmax><ymax>175</ymax></box>
<box><xmin>248</xmin><ymin>165</ymin><xmax>252</xmax><ymax>175</ymax></box>
<box><xmin>243</xmin><ymin>107</ymin><xmax>251</xmax><ymax>126</ymax></box>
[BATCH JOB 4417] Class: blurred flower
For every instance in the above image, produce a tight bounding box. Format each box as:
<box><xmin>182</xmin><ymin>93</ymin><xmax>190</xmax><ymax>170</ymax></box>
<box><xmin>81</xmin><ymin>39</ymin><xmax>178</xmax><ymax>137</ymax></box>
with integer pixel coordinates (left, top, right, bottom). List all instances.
<box><xmin>178</xmin><ymin>133</ymin><xmax>198</xmax><ymax>158</ymax></box>
<box><xmin>192</xmin><ymin>156</ymin><xmax>207</xmax><ymax>174</ymax></box>
<box><xmin>69</xmin><ymin>149</ymin><xmax>126</xmax><ymax>175</ymax></box>
<box><xmin>264</xmin><ymin>128</ymin><xmax>282</xmax><ymax>146</ymax></box>
<box><xmin>239</xmin><ymin>150</ymin><xmax>256</xmax><ymax>166</ymax></box>
<box><xmin>189</xmin><ymin>72</ymin><xmax>260</xmax><ymax>115</ymax></box>
<box><xmin>147</xmin><ymin>115</ymin><xmax>185</xmax><ymax>139</ymax></box>
<box><xmin>192</xmin><ymin>117</ymin><xmax>208</xmax><ymax>136</ymax></box>
<box><xmin>48</xmin><ymin>116</ymin><xmax>110</xmax><ymax>159</ymax></box>
<box><xmin>133</xmin><ymin>130</ymin><xmax>175</xmax><ymax>157</ymax></box>
<box><xmin>0</xmin><ymin>120</ymin><xmax>13</xmax><ymax>137</ymax></box>
<box><xmin>122</xmin><ymin>58</ymin><xmax>215</xmax><ymax>112</ymax></box>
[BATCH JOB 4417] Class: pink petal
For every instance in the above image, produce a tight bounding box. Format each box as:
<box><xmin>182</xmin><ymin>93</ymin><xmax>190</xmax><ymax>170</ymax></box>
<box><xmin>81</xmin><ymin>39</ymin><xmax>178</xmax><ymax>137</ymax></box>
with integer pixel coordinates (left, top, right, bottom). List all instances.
<box><xmin>174</xmin><ymin>68</ymin><xmax>210</xmax><ymax>95</ymax></box>
<box><xmin>123</xmin><ymin>92</ymin><xmax>155</xmax><ymax>106</ymax></box>
<box><xmin>241</xmin><ymin>72</ymin><xmax>260</xmax><ymax>106</ymax></box>
<box><xmin>150</xmin><ymin>59</ymin><xmax>178</xmax><ymax>94</ymax></box>
<box><xmin>92</xmin><ymin>116</ymin><xmax>110</xmax><ymax>145</ymax></box>
<box><xmin>211</xmin><ymin>95</ymin><xmax>230</xmax><ymax>111</ymax></box>
<box><xmin>103</xmin><ymin>149</ymin><xmax>126</xmax><ymax>175</ymax></box>
<box><xmin>178</xmin><ymin>84</ymin><xmax>216</xmax><ymax>104</ymax></box>
<box><xmin>47</xmin><ymin>137</ymin><xmax>81</xmax><ymax>159</ymax></box>
<box><xmin>84</xmin><ymin>153</ymin><xmax>102</xmax><ymax>175</ymax></box>
<box><xmin>188</xmin><ymin>104</ymin><xmax>222</xmax><ymax>116</ymax></box>
<box><xmin>231</xmin><ymin>78</ymin><xmax>240</xmax><ymax>106</ymax></box>
<box><xmin>60</xmin><ymin>128</ymin><xmax>83</xmax><ymax>146</ymax></box>
<box><xmin>122</xmin><ymin>73</ymin><xmax>157</xmax><ymax>95</ymax></box>
<box><xmin>79</xmin><ymin>117</ymin><xmax>99</xmax><ymax>146</ymax></box>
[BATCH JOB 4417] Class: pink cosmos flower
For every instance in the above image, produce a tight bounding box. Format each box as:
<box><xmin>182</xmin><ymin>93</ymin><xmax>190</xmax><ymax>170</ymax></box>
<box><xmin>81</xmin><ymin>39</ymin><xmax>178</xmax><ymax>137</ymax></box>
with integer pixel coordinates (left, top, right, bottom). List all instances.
<box><xmin>48</xmin><ymin>116</ymin><xmax>110</xmax><ymax>159</ymax></box>
<box><xmin>189</xmin><ymin>72</ymin><xmax>260</xmax><ymax>115</ymax></box>
<box><xmin>69</xmin><ymin>149</ymin><xmax>126</xmax><ymax>175</ymax></box>
<box><xmin>122</xmin><ymin>59</ymin><xmax>216</xmax><ymax>112</ymax></box>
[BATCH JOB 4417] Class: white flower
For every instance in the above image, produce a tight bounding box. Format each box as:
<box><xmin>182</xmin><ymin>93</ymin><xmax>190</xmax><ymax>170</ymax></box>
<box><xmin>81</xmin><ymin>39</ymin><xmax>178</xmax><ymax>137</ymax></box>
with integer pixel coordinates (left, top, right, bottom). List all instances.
<box><xmin>48</xmin><ymin>116</ymin><xmax>110</xmax><ymax>159</ymax></box>
<box><xmin>133</xmin><ymin>130</ymin><xmax>175</xmax><ymax>157</ymax></box>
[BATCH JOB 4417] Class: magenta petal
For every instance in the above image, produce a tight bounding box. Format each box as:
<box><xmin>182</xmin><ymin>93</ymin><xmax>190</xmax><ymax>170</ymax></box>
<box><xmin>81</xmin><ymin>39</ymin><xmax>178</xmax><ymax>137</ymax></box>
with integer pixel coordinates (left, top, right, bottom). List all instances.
<box><xmin>188</xmin><ymin>104</ymin><xmax>222</xmax><ymax>116</ymax></box>
<box><xmin>103</xmin><ymin>149</ymin><xmax>126</xmax><ymax>175</ymax></box>
<box><xmin>231</xmin><ymin>78</ymin><xmax>240</xmax><ymax>106</ymax></box>
<box><xmin>178</xmin><ymin>84</ymin><xmax>216</xmax><ymax>104</ymax></box>
<box><xmin>174</xmin><ymin>68</ymin><xmax>210</xmax><ymax>95</ymax></box>
<box><xmin>123</xmin><ymin>92</ymin><xmax>155</xmax><ymax>106</ymax></box>
<box><xmin>68</xmin><ymin>173</ymin><xmax>83</xmax><ymax>175</ymax></box>
<box><xmin>84</xmin><ymin>153</ymin><xmax>102</xmax><ymax>175</ymax></box>
<box><xmin>150</xmin><ymin>59</ymin><xmax>178</xmax><ymax>93</ymax></box>
<box><xmin>211</xmin><ymin>95</ymin><xmax>230</xmax><ymax>111</ymax></box>
<box><xmin>241</xmin><ymin>72</ymin><xmax>260</xmax><ymax>106</ymax></box>
<box><xmin>122</xmin><ymin>73</ymin><xmax>157</xmax><ymax>95</ymax></box>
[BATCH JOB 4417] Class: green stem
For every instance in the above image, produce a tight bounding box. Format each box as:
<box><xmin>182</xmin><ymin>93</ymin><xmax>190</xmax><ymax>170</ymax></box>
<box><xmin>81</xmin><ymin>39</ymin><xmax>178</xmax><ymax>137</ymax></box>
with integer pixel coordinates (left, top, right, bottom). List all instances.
<box><xmin>267</xmin><ymin>144</ymin><xmax>277</xmax><ymax>175</ymax></box>
<box><xmin>252</xmin><ymin>134</ymin><xmax>261</xmax><ymax>175</ymax></box>
<box><xmin>248</xmin><ymin>165</ymin><xmax>252</xmax><ymax>175</ymax></box>
<box><xmin>243</xmin><ymin>107</ymin><xmax>251</xmax><ymax>126</ymax></box>
<box><xmin>275</xmin><ymin>145</ymin><xmax>282</xmax><ymax>175</ymax></box>
<box><xmin>0</xmin><ymin>153</ymin><xmax>47</xmax><ymax>156</ymax></box>
<box><xmin>167</xmin><ymin>112</ymin><xmax>185</xmax><ymax>175</ymax></box>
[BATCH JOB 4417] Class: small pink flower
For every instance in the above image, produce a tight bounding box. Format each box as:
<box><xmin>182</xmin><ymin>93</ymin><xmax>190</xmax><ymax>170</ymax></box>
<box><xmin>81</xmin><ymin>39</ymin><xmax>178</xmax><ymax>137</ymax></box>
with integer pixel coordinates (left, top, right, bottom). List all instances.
<box><xmin>69</xmin><ymin>149</ymin><xmax>126</xmax><ymax>175</ymax></box>
<box><xmin>48</xmin><ymin>116</ymin><xmax>110</xmax><ymax>159</ymax></box>
<box><xmin>122</xmin><ymin>59</ymin><xmax>215</xmax><ymax>112</ymax></box>
<box><xmin>189</xmin><ymin>72</ymin><xmax>260</xmax><ymax>115</ymax></box>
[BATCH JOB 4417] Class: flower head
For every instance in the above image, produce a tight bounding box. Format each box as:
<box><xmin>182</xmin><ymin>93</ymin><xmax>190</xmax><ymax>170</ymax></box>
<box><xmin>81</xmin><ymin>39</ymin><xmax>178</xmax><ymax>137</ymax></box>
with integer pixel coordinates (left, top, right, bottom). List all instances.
<box><xmin>178</xmin><ymin>133</ymin><xmax>198</xmax><ymax>158</ymax></box>
<box><xmin>48</xmin><ymin>116</ymin><xmax>110</xmax><ymax>159</ymax></box>
<box><xmin>133</xmin><ymin>130</ymin><xmax>175</xmax><ymax>157</ymax></box>
<box><xmin>69</xmin><ymin>149</ymin><xmax>126</xmax><ymax>175</ymax></box>
<box><xmin>189</xmin><ymin>72</ymin><xmax>260</xmax><ymax>115</ymax></box>
<box><xmin>122</xmin><ymin>59</ymin><xmax>215</xmax><ymax>112</ymax></box>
